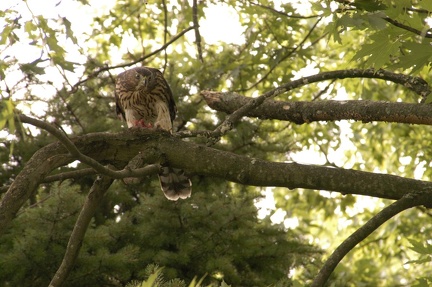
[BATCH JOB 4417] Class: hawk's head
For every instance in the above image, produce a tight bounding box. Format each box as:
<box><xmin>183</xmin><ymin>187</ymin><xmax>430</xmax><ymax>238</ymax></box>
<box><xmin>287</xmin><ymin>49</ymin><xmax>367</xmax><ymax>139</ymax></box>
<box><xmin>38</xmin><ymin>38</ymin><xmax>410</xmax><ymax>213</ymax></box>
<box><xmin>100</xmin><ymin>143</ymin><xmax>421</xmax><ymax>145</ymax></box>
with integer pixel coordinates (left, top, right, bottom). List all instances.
<box><xmin>117</xmin><ymin>67</ymin><xmax>156</xmax><ymax>92</ymax></box>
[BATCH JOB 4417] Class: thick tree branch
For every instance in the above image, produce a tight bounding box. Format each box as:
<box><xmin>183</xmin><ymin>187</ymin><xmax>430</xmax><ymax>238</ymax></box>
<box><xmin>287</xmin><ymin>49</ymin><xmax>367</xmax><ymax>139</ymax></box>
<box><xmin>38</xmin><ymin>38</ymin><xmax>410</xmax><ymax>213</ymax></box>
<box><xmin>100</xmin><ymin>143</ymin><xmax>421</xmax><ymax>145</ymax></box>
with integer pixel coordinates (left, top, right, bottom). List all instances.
<box><xmin>49</xmin><ymin>173</ymin><xmax>115</xmax><ymax>287</ymax></box>
<box><xmin>2</xmin><ymin>129</ymin><xmax>432</xmax><ymax>235</ymax></box>
<box><xmin>311</xmin><ymin>191</ymin><xmax>432</xmax><ymax>287</ymax></box>
<box><xmin>205</xmin><ymin>69</ymin><xmax>431</xmax><ymax>139</ymax></box>
<box><xmin>202</xmin><ymin>92</ymin><xmax>432</xmax><ymax>125</ymax></box>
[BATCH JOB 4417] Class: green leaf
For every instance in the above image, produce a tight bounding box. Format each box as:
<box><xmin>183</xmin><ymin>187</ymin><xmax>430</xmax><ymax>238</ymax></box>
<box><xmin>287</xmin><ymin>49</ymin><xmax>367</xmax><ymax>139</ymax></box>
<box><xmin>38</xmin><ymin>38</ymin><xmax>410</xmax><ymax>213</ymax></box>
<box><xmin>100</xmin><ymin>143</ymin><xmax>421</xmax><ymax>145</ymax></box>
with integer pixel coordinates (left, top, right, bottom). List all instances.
<box><xmin>405</xmin><ymin>257</ymin><xmax>431</xmax><ymax>265</ymax></box>
<box><xmin>352</xmin><ymin>0</ymin><xmax>387</xmax><ymax>11</ymax></box>
<box><xmin>407</xmin><ymin>238</ymin><xmax>430</xmax><ymax>255</ymax></box>
<box><xmin>351</xmin><ymin>29</ymin><xmax>402</xmax><ymax>68</ymax></box>
<box><xmin>0</xmin><ymin>25</ymin><xmax>14</xmax><ymax>45</ymax></box>
<box><xmin>419</xmin><ymin>0</ymin><xmax>432</xmax><ymax>11</ymax></box>
<box><xmin>0</xmin><ymin>99</ymin><xmax>15</xmax><ymax>130</ymax></box>
<box><xmin>188</xmin><ymin>273</ymin><xmax>207</xmax><ymax>287</ymax></box>
<box><xmin>392</xmin><ymin>41</ymin><xmax>432</xmax><ymax>73</ymax></box>
<box><xmin>139</xmin><ymin>267</ymin><xmax>163</xmax><ymax>287</ymax></box>
<box><xmin>324</xmin><ymin>19</ymin><xmax>343</xmax><ymax>44</ymax></box>
<box><xmin>425</xmin><ymin>94</ymin><xmax>432</xmax><ymax>104</ymax></box>
<box><xmin>20</xmin><ymin>59</ymin><xmax>46</xmax><ymax>75</ymax></box>
<box><xmin>24</xmin><ymin>20</ymin><xmax>37</xmax><ymax>34</ymax></box>
<box><xmin>62</xmin><ymin>17</ymin><xmax>78</xmax><ymax>45</ymax></box>
<box><xmin>413</xmin><ymin>277</ymin><xmax>432</xmax><ymax>287</ymax></box>
<box><xmin>0</xmin><ymin>99</ymin><xmax>16</xmax><ymax>155</ymax></box>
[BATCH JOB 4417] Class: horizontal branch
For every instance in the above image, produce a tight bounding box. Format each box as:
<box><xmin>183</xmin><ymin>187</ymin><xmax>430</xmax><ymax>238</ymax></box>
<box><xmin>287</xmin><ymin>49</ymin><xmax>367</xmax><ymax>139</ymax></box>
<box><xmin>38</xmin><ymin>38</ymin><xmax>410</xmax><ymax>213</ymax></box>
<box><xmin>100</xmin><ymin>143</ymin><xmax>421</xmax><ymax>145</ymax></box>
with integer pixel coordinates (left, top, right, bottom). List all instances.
<box><xmin>2</xmin><ymin>130</ymin><xmax>432</xmax><ymax>235</ymax></box>
<box><xmin>202</xmin><ymin>92</ymin><xmax>432</xmax><ymax>125</ymax></box>
<box><xmin>206</xmin><ymin>69</ymin><xmax>430</xmax><ymax>139</ymax></box>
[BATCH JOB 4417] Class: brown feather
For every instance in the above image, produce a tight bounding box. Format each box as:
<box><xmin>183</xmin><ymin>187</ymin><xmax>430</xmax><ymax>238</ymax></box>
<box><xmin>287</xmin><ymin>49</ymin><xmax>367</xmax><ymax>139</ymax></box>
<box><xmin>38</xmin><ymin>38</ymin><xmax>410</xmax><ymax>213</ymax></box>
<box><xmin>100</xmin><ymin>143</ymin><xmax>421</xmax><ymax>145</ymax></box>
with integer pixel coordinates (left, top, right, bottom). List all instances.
<box><xmin>115</xmin><ymin>67</ymin><xmax>192</xmax><ymax>200</ymax></box>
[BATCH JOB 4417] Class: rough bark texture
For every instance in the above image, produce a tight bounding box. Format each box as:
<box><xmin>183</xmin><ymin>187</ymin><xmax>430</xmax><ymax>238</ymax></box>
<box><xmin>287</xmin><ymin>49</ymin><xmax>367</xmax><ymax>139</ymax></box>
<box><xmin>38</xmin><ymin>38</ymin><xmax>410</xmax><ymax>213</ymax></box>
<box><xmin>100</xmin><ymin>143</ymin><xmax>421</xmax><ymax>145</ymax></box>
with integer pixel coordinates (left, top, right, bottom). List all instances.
<box><xmin>1</xmin><ymin>129</ymin><xmax>432</xmax><ymax>235</ymax></box>
<box><xmin>202</xmin><ymin>92</ymin><xmax>432</xmax><ymax>125</ymax></box>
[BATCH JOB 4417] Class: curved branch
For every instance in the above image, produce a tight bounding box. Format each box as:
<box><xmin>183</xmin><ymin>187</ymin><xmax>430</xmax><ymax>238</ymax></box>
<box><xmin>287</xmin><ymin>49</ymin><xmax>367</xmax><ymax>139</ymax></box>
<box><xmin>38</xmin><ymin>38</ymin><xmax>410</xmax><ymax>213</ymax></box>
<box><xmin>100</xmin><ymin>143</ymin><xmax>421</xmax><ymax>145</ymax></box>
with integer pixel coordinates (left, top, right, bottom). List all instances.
<box><xmin>202</xmin><ymin>92</ymin><xmax>432</xmax><ymax>125</ymax></box>
<box><xmin>311</xmin><ymin>191</ymin><xmax>431</xmax><ymax>287</ymax></box>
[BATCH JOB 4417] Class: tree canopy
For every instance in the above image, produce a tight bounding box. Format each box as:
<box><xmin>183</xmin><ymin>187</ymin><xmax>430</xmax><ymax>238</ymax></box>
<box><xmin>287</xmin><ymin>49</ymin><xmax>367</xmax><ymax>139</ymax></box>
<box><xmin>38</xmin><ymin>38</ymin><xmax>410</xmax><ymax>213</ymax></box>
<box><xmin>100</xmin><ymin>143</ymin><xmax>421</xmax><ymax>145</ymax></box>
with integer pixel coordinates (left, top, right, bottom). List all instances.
<box><xmin>1</xmin><ymin>0</ymin><xmax>432</xmax><ymax>286</ymax></box>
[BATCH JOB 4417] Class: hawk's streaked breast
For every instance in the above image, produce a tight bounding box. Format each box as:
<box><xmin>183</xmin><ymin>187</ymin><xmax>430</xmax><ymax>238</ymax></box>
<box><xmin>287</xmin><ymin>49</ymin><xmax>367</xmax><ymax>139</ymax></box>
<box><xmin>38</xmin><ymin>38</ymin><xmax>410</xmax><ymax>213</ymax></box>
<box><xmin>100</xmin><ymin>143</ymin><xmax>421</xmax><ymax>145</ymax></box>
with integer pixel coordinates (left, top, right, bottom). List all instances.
<box><xmin>114</xmin><ymin>66</ymin><xmax>192</xmax><ymax>201</ymax></box>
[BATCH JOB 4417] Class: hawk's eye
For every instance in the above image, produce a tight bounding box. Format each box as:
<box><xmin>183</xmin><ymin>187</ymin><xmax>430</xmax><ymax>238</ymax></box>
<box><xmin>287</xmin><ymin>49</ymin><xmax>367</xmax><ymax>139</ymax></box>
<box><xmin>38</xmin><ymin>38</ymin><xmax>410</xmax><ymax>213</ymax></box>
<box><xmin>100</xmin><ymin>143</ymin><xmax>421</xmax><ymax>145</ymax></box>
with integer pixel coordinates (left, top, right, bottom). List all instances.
<box><xmin>134</xmin><ymin>73</ymin><xmax>140</xmax><ymax>80</ymax></box>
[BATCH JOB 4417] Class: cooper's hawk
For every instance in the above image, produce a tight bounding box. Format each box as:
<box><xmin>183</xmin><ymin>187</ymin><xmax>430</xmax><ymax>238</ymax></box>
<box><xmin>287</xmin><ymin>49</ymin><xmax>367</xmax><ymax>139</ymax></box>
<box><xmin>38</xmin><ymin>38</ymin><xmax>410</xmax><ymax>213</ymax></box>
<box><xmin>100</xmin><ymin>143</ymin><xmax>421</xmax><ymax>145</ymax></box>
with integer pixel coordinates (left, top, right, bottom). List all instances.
<box><xmin>115</xmin><ymin>66</ymin><xmax>192</xmax><ymax>200</ymax></box>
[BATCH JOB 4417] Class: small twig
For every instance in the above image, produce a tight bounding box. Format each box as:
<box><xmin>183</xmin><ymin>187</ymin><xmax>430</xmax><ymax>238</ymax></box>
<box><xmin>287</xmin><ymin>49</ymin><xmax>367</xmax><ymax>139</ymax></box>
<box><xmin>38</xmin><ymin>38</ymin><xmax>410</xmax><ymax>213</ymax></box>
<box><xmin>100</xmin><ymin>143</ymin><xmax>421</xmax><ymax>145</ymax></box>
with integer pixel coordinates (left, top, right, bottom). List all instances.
<box><xmin>56</xmin><ymin>88</ymin><xmax>86</xmax><ymax>133</ymax></box>
<box><xmin>243</xmin><ymin>17</ymin><xmax>323</xmax><ymax>91</ymax></box>
<box><xmin>382</xmin><ymin>17</ymin><xmax>432</xmax><ymax>38</ymax></box>
<box><xmin>249</xmin><ymin>1</ymin><xmax>321</xmax><ymax>19</ymax></box>
<box><xmin>43</xmin><ymin>168</ymin><xmax>97</xmax><ymax>183</ymax></box>
<box><xmin>70</xmin><ymin>26</ymin><xmax>194</xmax><ymax>92</ymax></box>
<box><xmin>312</xmin><ymin>79</ymin><xmax>336</xmax><ymax>101</ymax></box>
<box><xmin>311</xmin><ymin>191</ymin><xmax>431</xmax><ymax>287</ymax></box>
<box><xmin>0</xmin><ymin>165</ymin><xmax>162</xmax><ymax>194</ymax></box>
<box><xmin>192</xmin><ymin>0</ymin><xmax>204</xmax><ymax>62</ymax></box>
<box><xmin>161</xmin><ymin>0</ymin><xmax>169</xmax><ymax>70</ymax></box>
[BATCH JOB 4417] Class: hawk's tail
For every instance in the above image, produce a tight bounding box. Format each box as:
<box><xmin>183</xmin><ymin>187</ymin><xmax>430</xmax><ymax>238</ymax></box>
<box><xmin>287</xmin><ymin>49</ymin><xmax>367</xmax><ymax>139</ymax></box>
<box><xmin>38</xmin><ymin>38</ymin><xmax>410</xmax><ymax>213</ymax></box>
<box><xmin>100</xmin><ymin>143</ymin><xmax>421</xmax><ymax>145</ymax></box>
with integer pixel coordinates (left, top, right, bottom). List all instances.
<box><xmin>158</xmin><ymin>167</ymin><xmax>192</xmax><ymax>200</ymax></box>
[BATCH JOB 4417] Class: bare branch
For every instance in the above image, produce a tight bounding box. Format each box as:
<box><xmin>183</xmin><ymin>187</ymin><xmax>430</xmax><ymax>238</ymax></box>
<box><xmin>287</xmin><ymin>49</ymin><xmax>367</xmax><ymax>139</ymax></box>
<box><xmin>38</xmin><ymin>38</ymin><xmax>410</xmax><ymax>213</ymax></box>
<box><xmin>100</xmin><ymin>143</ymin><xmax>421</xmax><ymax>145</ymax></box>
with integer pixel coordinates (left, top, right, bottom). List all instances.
<box><xmin>192</xmin><ymin>0</ymin><xmax>204</xmax><ymax>62</ymax></box>
<box><xmin>311</xmin><ymin>191</ymin><xmax>431</xmax><ymax>287</ymax></box>
<box><xmin>203</xmin><ymin>68</ymin><xmax>430</xmax><ymax>139</ymax></box>
<box><xmin>43</xmin><ymin>168</ymin><xmax>97</xmax><ymax>183</ymax></box>
<box><xmin>202</xmin><ymin>92</ymin><xmax>432</xmax><ymax>125</ymax></box>
<box><xmin>383</xmin><ymin>17</ymin><xmax>432</xmax><ymax>38</ymax></box>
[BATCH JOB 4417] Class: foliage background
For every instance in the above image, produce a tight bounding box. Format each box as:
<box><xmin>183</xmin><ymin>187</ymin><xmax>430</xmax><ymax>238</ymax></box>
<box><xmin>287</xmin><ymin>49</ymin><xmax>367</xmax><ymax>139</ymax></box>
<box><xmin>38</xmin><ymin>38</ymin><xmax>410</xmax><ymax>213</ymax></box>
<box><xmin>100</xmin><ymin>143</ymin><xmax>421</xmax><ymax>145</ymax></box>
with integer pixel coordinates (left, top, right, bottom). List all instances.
<box><xmin>1</xmin><ymin>0</ymin><xmax>432</xmax><ymax>286</ymax></box>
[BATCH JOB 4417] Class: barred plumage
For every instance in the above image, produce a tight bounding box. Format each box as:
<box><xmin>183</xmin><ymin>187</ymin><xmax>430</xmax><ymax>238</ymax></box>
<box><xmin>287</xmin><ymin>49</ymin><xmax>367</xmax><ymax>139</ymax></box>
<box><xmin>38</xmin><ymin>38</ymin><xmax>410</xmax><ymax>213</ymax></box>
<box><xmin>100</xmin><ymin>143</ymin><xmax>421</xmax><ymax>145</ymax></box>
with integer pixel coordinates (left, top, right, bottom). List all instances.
<box><xmin>115</xmin><ymin>67</ymin><xmax>192</xmax><ymax>200</ymax></box>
